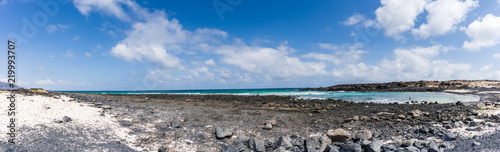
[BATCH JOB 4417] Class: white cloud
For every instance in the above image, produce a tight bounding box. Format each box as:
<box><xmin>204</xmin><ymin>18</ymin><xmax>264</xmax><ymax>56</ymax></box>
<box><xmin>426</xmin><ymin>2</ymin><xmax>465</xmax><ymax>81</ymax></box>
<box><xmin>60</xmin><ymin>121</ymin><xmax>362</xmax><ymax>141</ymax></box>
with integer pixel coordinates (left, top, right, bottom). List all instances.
<box><xmin>343</xmin><ymin>14</ymin><xmax>365</xmax><ymax>25</ymax></box>
<box><xmin>110</xmin><ymin>11</ymin><xmax>227</xmax><ymax>69</ymax></box>
<box><xmin>216</xmin><ymin>43</ymin><xmax>328</xmax><ymax>80</ymax></box>
<box><xmin>494</xmin><ymin>53</ymin><xmax>500</xmax><ymax>59</ymax></box>
<box><xmin>332</xmin><ymin>45</ymin><xmax>471</xmax><ymax>81</ymax></box>
<box><xmin>35</xmin><ymin>79</ymin><xmax>91</xmax><ymax>86</ymax></box>
<box><xmin>73</xmin><ymin>36</ymin><xmax>80</xmax><ymax>41</ymax></box>
<box><xmin>46</xmin><ymin>24</ymin><xmax>69</xmax><ymax>33</ymax></box>
<box><xmin>0</xmin><ymin>0</ymin><xmax>8</xmax><ymax>6</ymax></box>
<box><xmin>110</xmin><ymin>12</ymin><xmax>185</xmax><ymax>69</ymax></box>
<box><xmin>480</xmin><ymin>64</ymin><xmax>493</xmax><ymax>71</ymax></box>
<box><xmin>375</xmin><ymin>0</ymin><xmax>428</xmax><ymax>39</ymax></box>
<box><xmin>49</xmin><ymin>54</ymin><xmax>54</xmax><ymax>58</ymax></box>
<box><xmin>96</xmin><ymin>44</ymin><xmax>102</xmax><ymax>49</ymax></box>
<box><xmin>73</xmin><ymin>0</ymin><xmax>136</xmax><ymax>21</ymax></box>
<box><xmin>412</xmin><ymin>0</ymin><xmax>478</xmax><ymax>38</ymax></box>
<box><xmin>38</xmin><ymin>66</ymin><xmax>46</xmax><ymax>71</ymax></box>
<box><xmin>66</xmin><ymin>50</ymin><xmax>75</xmax><ymax>58</ymax></box>
<box><xmin>302</xmin><ymin>43</ymin><xmax>367</xmax><ymax>65</ymax></box>
<box><xmin>85</xmin><ymin>52</ymin><xmax>92</xmax><ymax>57</ymax></box>
<box><xmin>204</xmin><ymin>59</ymin><xmax>216</xmax><ymax>66</ymax></box>
<box><xmin>463</xmin><ymin>14</ymin><xmax>500</xmax><ymax>51</ymax></box>
<box><xmin>35</xmin><ymin>79</ymin><xmax>54</xmax><ymax>85</ymax></box>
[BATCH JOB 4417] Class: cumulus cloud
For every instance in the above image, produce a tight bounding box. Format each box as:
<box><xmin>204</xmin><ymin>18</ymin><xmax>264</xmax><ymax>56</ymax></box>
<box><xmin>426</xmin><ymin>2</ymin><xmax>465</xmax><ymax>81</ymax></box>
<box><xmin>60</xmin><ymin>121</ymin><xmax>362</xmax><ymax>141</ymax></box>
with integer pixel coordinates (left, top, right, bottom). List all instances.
<box><xmin>412</xmin><ymin>0</ymin><xmax>478</xmax><ymax>38</ymax></box>
<box><xmin>480</xmin><ymin>64</ymin><xmax>493</xmax><ymax>71</ymax></box>
<box><xmin>204</xmin><ymin>59</ymin><xmax>216</xmax><ymax>66</ymax></box>
<box><xmin>73</xmin><ymin>0</ymin><xmax>147</xmax><ymax>21</ymax></box>
<box><xmin>110</xmin><ymin>11</ymin><xmax>227</xmax><ymax>69</ymax></box>
<box><xmin>85</xmin><ymin>52</ymin><xmax>92</xmax><ymax>57</ymax></box>
<box><xmin>302</xmin><ymin>43</ymin><xmax>367</xmax><ymax>65</ymax></box>
<box><xmin>46</xmin><ymin>24</ymin><xmax>69</xmax><ymax>33</ymax></box>
<box><xmin>494</xmin><ymin>53</ymin><xmax>500</xmax><ymax>59</ymax></box>
<box><xmin>216</xmin><ymin>43</ymin><xmax>328</xmax><ymax>80</ymax></box>
<box><xmin>332</xmin><ymin>45</ymin><xmax>471</xmax><ymax>81</ymax></box>
<box><xmin>36</xmin><ymin>79</ymin><xmax>54</xmax><ymax>85</ymax></box>
<box><xmin>36</xmin><ymin>79</ymin><xmax>91</xmax><ymax>86</ymax></box>
<box><xmin>73</xmin><ymin>36</ymin><xmax>80</xmax><ymax>41</ymax></box>
<box><xmin>343</xmin><ymin>14</ymin><xmax>366</xmax><ymax>25</ymax></box>
<box><xmin>463</xmin><ymin>14</ymin><xmax>500</xmax><ymax>51</ymax></box>
<box><xmin>375</xmin><ymin>0</ymin><xmax>428</xmax><ymax>39</ymax></box>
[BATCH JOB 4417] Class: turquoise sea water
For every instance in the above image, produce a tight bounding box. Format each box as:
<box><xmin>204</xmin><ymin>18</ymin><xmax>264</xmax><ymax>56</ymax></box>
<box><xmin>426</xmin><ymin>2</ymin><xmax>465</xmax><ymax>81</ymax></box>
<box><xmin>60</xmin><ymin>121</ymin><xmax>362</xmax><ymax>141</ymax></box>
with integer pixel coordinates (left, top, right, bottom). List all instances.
<box><xmin>59</xmin><ymin>88</ymin><xmax>479</xmax><ymax>103</ymax></box>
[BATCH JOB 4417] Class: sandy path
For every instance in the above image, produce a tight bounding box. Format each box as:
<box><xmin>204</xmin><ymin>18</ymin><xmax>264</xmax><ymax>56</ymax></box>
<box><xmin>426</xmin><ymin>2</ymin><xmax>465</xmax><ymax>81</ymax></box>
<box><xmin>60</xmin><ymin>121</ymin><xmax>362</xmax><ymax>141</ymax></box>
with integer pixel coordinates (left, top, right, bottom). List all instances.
<box><xmin>0</xmin><ymin>92</ymin><xmax>139</xmax><ymax>151</ymax></box>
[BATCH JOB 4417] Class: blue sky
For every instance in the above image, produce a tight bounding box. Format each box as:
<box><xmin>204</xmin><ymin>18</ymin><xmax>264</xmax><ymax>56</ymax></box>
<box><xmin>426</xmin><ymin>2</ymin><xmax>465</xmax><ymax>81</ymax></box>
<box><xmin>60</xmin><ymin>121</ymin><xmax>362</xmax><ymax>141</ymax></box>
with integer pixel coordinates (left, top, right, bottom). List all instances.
<box><xmin>1</xmin><ymin>0</ymin><xmax>500</xmax><ymax>90</ymax></box>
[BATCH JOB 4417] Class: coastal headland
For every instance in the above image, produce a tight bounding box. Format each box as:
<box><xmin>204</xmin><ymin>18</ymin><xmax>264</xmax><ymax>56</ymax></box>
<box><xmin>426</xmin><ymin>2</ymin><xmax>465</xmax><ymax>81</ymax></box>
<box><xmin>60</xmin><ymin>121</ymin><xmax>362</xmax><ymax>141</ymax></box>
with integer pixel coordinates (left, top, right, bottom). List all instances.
<box><xmin>303</xmin><ymin>80</ymin><xmax>500</xmax><ymax>93</ymax></box>
<box><xmin>1</xmin><ymin>80</ymin><xmax>500</xmax><ymax>151</ymax></box>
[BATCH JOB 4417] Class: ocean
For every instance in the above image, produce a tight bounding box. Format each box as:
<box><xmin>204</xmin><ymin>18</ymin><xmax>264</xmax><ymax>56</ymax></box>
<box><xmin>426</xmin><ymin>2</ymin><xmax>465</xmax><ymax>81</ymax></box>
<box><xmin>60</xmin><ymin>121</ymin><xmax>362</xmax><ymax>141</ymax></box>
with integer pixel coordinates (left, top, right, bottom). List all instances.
<box><xmin>59</xmin><ymin>88</ymin><xmax>480</xmax><ymax>104</ymax></box>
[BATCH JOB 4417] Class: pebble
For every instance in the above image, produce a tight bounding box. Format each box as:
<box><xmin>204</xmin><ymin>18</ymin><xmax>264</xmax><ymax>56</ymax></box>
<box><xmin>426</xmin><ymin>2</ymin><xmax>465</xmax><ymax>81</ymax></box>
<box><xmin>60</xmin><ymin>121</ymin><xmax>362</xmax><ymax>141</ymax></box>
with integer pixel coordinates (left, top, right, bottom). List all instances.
<box><xmin>472</xmin><ymin>141</ymin><xmax>481</xmax><ymax>147</ymax></box>
<box><xmin>496</xmin><ymin>126</ymin><xmax>500</xmax><ymax>131</ymax></box>
<box><xmin>265</xmin><ymin>119</ymin><xmax>277</xmax><ymax>125</ymax></box>
<box><xmin>353</xmin><ymin>115</ymin><xmax>360</xmax><ymax>121</ymax></box>
<box><xmin>276</xmin><ymin>146</ymin><xmax>286</xmax><ymax>152</ymax></box>
<box><xmin>327</xmin><ymin>128</ymin><xmax>351</xmax><ymax>142</ymax></box>
<box><xmin>353</xmin><ymin>130</ymin><xmax>372</xmax><ymax>140</ymax></box>
<box><xmin>215</xmin><ymin>127</ymin><xmax>233</xmax><ymax>139</ymax></box>
<box><xmin>222</xmin><ymin>141</ymin><xmax>245</xmax><ymax>152</ymax></box>
<box><xmin>196</xmin><ymin>146</ymin><xmax>211</xmax><ymax>152</ymax></box>
<box><xmin>485</xmin><ymin>122</ymin><xmax>495</xmax><ymax>127</ymax></box>
<box><xmin>305</xmin><ymin>137</ymin><xmax>321</xmax><ymax>152</ymax></box>
<box><xmin>398</xmin><ymin>115</ymin><xmax>406</xmax><ymax>119</ymax></box>
<box><xmin>403</xmin><ymin>146</ymin><xmax>420</xmax><ymax>152</ymax></box>
<box><xmin>326</xmin><ymin>145</ymin><xmax>340</xmax><ymax>152</ymax></box>
<box><xmin>263</xmin><ymin>123</ymin><xmax>273</xmax><ymax>130</ymax></box>
<box><xmin>101</xmin><ymin>105</ymin><xmax>111</xmax><ymax>109</ymax></box>
<box><xmin>401</xmin><ymin>139</ymin><xmax>417</xmax><ymax>147</ymax></box>
<box><xmin>249</xmin><ymin>137</ymin><xmax>265</xmax><ymax>152</ymax></box>
<box><xmin>170</xmin><ymin>121</ymin><xmax>181</xmax><ymax>128</ymax></box>
<box><xmin>452</xmin><ymin>121</ymin><xmax>464</xmax><ymax>128</ymax></box>
<box><xmin>319</xmin><ymin>136</ymin><xmax>332</xmax><ymax>152</ymax></box>
<box><xmin>357</xmin><ymin>138</ymin><xmax>371</xmax><ymax>147</ymax></box>
<box><xmin>365</xmin><ymin>141</ymin><xmax>382</xmax><ymax>152</ymax></box>
<box><xmin>53</xmin><ymin>120</ymin><xmax>63</xmax><ymax>124</ymax></box>
<box><xmin>414</xmin><ymin>140</ymin><xmax>429</xmax><ymax>149</ymax></box>
<box><xmin>469</xmin><ymin>121</ymin><xmax>481</xmax><ymax>127</ymax></box>
<box><xmin>465</xmin><ymin>126</ymin><xmax>482</xmax><ymax>131</ymax></box>
<box><xmin>339</xmin><ymin>141</ymin><xmax>362</xmax><ymax>152</ymax></box>
<box><xmin>275</xmin><ymin>136</ymin><xmax>293</xmax><ymax>149</ymax></box>
<box><xmin>428</xmin><ymin>143</ymin><xmax>440</xmax><ymax>152</ymax></box>
<box><xmin>444</xmin><ymin>132</ymin><xmax>457</xmax><ymax>141</ymax></box>
<box><xmin>62</xmin><ymin>116</ymin><xmax>72</xmax><ymax>122</ymax></box>
<box><xmin>290</xmin><ymin>135</ymin><xmax>305</xmax><ymax>148</ymax></box>
<box><xmin>158</xmin><ymin>146</ymin><xmax>167</xmax><ymax>152</ymax></box>
<box><xmin>408</xmin><ymin>110</ymin><xmax>421</xmax><ymax>117</ymax></box>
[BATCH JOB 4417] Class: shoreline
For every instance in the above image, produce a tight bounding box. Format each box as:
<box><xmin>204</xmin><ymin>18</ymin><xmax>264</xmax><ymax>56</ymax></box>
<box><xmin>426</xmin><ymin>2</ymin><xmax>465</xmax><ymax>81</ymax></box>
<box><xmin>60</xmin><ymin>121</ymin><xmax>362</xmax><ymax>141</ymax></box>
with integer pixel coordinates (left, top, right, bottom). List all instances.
<box><xmin>1</xmin><ymin>90</ymin><xmax>500</xmax><ymax>151</ymax></box>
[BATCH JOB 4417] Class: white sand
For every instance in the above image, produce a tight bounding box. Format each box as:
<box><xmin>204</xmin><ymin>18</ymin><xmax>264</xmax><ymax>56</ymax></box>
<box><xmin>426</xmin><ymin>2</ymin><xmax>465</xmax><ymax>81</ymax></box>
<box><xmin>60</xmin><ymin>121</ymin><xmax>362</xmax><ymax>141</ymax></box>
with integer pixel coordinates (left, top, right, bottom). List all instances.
<box><xmin>444</xmin><ymin>89</ymin><xmax>475</xmax><ymax>94</ymax></box>
<box><xmin>0</xmin><ymin>92</ymin><xmax>141</xmax><ymax>151</ymax></box>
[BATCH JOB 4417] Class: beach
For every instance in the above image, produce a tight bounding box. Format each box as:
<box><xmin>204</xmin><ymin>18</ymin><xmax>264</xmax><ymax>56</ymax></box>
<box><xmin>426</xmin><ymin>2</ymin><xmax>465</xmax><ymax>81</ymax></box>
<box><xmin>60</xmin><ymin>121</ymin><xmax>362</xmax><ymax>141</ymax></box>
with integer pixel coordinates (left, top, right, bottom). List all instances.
<box><xmin>1</xmin><ymin>89</ymin><xmax>500</xmax><ymax>151</ymax></box>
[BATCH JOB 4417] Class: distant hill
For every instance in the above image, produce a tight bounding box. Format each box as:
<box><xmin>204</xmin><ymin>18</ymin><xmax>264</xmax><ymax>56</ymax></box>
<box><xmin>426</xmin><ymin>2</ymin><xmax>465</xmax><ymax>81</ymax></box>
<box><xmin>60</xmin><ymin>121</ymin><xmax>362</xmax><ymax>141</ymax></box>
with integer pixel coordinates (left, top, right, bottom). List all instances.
<box><xmin>0</xmin><ymin>81</ymin><xmax>22</xmax><ymax>90</ymax></box>
<box><xmin>303</xmin><ymin>80</ymin><xmax>500</xmax><ymax>92</ymax></box>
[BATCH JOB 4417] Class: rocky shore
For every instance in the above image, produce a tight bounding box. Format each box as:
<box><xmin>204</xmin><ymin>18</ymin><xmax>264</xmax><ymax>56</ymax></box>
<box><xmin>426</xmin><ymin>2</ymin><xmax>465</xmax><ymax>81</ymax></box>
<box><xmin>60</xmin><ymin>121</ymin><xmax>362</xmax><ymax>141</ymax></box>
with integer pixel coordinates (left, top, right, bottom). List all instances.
<box><xmin>2</xmin><ymin>89</ymin><xmax>499</xmax><ymax>151</ymax></box>
<box><xmin>303</xmin><ymin>80</ymin><xmax>500</xmax><ymax>92</ymax></box>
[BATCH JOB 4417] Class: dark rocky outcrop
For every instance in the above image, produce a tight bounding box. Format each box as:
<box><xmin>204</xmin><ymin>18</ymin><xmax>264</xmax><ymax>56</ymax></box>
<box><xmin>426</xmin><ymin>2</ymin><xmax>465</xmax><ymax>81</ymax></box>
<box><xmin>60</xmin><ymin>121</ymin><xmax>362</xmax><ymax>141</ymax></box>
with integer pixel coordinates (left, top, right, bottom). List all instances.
<box><xmin>303</xmin><ymin>80</ymin><xmax>500</xmax><ymax>92</ymax></box>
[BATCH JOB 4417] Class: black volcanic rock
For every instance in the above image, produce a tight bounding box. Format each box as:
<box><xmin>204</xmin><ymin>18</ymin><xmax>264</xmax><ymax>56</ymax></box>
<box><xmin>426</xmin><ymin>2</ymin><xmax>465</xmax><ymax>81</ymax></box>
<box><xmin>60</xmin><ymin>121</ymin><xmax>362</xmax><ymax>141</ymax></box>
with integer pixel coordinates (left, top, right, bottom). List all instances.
<box><xmin>303</xmin><ymin>80</ymin><xmax>500</xmax><ymax>92</ymax></box>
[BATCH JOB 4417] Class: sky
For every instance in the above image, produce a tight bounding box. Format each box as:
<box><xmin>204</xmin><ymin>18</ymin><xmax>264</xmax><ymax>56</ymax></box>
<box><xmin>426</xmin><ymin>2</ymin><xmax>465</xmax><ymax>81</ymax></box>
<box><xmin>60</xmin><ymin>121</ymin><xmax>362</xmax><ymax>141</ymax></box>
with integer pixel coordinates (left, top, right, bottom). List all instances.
<box><xmin>1</xmin><ymin>0</ymin><xmax>500</xmax><ymax>90</ymax></box>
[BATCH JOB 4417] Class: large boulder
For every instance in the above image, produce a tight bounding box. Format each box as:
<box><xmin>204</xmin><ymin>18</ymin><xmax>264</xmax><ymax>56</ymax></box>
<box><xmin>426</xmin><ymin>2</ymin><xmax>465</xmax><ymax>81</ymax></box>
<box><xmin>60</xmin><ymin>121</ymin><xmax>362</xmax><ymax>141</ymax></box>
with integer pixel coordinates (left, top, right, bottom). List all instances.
<box><xmin>327</xmin><ymin>129</ymin><xmax>351</xmax><ymax>142</ymax></box>
<box><xmin>215</xmin><ymin>127</ymin><xmax>233</xmax><ymax>139</ymax></box>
